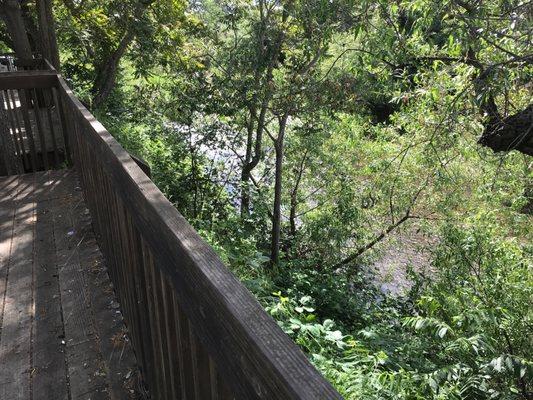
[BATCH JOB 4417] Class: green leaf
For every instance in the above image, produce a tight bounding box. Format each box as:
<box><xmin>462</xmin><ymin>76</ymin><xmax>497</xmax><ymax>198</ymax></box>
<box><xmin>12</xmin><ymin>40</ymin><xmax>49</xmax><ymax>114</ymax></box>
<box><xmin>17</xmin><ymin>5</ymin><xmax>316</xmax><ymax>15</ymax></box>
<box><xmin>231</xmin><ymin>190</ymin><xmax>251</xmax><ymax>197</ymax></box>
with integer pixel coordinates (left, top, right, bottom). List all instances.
<box><xmin>437</xmin><ymin>326</ymin><xmax>448</xmax><ymax>338</ymax></box>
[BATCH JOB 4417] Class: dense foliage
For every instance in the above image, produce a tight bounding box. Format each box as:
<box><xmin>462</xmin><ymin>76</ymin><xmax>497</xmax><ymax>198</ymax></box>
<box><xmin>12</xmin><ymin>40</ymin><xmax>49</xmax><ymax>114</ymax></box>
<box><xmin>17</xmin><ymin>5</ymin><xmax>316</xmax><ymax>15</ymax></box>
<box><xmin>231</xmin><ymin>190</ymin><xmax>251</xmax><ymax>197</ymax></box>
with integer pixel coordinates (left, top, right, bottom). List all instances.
<box><xmin>3</xmin><ymin>0</ymin><xmax>531</xmax><ymax>398</ymax></box>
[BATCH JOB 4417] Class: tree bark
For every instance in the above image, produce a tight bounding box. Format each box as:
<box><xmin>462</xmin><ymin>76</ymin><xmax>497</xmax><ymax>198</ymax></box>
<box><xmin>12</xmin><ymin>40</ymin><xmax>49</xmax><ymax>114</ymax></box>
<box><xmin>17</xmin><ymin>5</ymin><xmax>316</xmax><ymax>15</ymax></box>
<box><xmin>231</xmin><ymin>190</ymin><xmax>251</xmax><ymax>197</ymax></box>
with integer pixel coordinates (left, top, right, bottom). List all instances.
<box><xmin>240</xmin><ymin>105</ymin><xmax>257</xmax><ymax>216</ymax></box>
<box><xmin>289</xmin><ymin>149</ymin><xmax>308</xmax><ymax>238</ymax></box>
<box><xmin>90</xmin><ymin>0</ymin><xmax>155</xmax><ymax>108</ymax></box>
<box><xmin>465</xmin><ymin>48</ymin><xmax>533</xmax><ymax>157</ymax></box>
<box><xmin>479</xmin><ymin>104</ymin><xmax>533</xmax><ymax>156</ymax></box>
<box><xmin>20</xmin><ymin>0</ymin><xmax>40</xmax><ymax>54</ymax></box>
<box><xmin>37</xmin><ymin>0</ymin><xmax>60</xmax><ymax>69</ymax></box>
<box><xmin>92</xmin><ymin>29</ymin><xmax>134</xmax><ymax>108</ymax></box>
<box><xmin>270</xmin><ymin>113</ymin><xmax>289</xmax><ymax>266</ymax></box>
<box><xmin>240</xmin><ymin>60</ymin><xmax>276</xmax><ymax>216</ymax></box>
<box><xmin>240</xmin><ymin>3</ymin><xmax>285</xmax><ymax>215</ymax></box>
<box><xmin>0</xmin><ymin>0</ymin><xmax>32</xmax><ymax>58</ymax></box>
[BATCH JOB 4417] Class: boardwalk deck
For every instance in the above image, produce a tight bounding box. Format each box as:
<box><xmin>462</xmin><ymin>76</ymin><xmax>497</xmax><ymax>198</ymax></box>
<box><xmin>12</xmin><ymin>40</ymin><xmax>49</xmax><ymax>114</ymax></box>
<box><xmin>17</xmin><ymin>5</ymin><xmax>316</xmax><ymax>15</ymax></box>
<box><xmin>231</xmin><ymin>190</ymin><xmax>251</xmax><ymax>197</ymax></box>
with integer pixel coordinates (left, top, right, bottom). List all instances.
<box><xmin>0</xmin><ymin>170</ymin><xmax>144</xmax><ymax>400</ymax></box>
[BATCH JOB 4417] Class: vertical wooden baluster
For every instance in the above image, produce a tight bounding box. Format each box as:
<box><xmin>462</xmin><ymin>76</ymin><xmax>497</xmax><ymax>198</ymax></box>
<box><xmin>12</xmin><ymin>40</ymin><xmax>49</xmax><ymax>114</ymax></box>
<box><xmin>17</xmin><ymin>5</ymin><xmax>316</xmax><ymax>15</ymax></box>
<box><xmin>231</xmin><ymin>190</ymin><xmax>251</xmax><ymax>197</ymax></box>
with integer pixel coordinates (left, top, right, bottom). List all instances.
<box><xmin>52</xmin><ymin>87</ymin><xmax>71</xmax><ymax>165</ymax></box>
<box><xmin>211</xmin><ymin>357</ymin><xmax>236</xmax><ymax>400</ymax></box>
<box><xmin>107</xmin><ymin>189</ymin><xmax>124</xmax><ymax>298</ymax></box>
<box><xmin>161</xmin><ymin>278</ymin><xmax>182</xmax><ymax>398</ymax></box>
<box><xmin>150</xmin><ymin>263</ymin><xmax>172</xmax><ymax>399</ymax></box>
<box><xmin>209</xmin><ymin>358</ymin><xmax>219</xmax><ymax>400</ymax></box>
<box><xmin>45</xmin><ymin>87</ymin><xmax>60</xmax><ymax>168</ymax></box>
<box><xmin>132</xmin><ymin>236</ymin><xmax>157</xmax><ymax>395</ymax></box>
<box><xmin>152</xmin><ymin>272</ymin><xmax>177</xmax><ymax>399</ymax></box>
<box><xmin>141</xmin><ymin>241</ymin><xmax>165</xmax><ymax>399</ymax></box>
<box><xmin>100</xmin><ymin>173</ymin><xmax>118</xmax><ymax>284</ymax></box>
<box><xmin>212</xmin><ymin>358</ymin><xmax>236</xmax><ymax>400</ymax></box>
<box><xmin>31</xmin><ymin>88</ymin><xmax>49</xmax><ymax>170</ymax></box>
<box><xmin>170</xmin><ymin>291</ymin><xmax>188</xmax><ymax>400</ymax></box>
<box><xmin>190</xmin><ymin>325</ymin><xmax>213</xmax><ymax>399</ymax></box>
<box><xmin>19</xmin><ymin>89</ymin><xmax>38</xmax><ymax>172</ymax></box>
<box><xmin>6</xmin><ymin>89</ymin><xmax>29</xmax><ymax>170</ymax></box>
<box><xmin>0</xmin><ymin>90</ymin><xmax>22</xmax><ymax>162</ymax></box>
<box><xmin>173</xmin><ymin>295</ymin><xmax>196</xmax><ymax>399</ymax></box>
<box><xmin>112</xmin><ymin>195</ymin><xmax>129</xmax><ymax>308</ymax></box>
<box><xmin>119</xmin><ymin>212</ymin><xmax>147</xmax><ymax>372</ymax></box>
<box><xmin>116</xmin><ymin>200</ymin><xmax>136</xmax><ymax>322</ymax></box>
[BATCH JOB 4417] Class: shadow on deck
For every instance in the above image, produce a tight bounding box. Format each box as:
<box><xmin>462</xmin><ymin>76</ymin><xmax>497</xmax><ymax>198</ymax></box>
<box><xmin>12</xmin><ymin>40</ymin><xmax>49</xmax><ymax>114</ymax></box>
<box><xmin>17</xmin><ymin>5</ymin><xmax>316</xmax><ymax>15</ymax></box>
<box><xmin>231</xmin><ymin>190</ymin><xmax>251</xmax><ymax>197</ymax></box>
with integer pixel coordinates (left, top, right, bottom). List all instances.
<box><xmin>0</xmin><ymin>170</ymin><xmax>144</xmax><ymax>399</ymax></box>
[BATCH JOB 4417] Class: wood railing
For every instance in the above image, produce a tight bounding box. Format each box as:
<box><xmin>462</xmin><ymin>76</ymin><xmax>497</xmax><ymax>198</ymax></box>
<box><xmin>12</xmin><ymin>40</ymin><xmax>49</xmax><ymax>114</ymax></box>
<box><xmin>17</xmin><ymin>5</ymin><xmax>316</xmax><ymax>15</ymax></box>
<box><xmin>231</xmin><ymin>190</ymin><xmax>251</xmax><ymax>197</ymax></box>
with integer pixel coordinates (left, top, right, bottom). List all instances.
<box><xmin>0</xmin><ymin>54</ymin><xmax>54</xmax><ymax>72</ymax></box>
<box><xmin>0</xmin><ymin>70</ymin><xmax>69</xmax><ymax>174</ymax></box>
<box><xmin>0</xmin><ymin>67</ymin><xmax>343</xmax><ymax>399</ymax></box>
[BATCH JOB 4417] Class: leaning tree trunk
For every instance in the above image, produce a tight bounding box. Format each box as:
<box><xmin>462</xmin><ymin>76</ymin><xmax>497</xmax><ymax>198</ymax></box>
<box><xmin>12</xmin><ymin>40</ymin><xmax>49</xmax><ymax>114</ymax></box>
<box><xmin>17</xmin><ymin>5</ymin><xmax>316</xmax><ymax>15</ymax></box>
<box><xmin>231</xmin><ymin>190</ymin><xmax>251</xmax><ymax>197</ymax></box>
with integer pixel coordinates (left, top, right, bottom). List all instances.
<box><xmin>37</xmin><ymin>0</ymin><xmax>60</xmax><ymax>69</ymax></box>
<box><xmin>91</xmin><ymin>30</ymin><xmax>134</xmax><ymax>108</ymax></box>
<box><xmin>0</xmin><ymin>0</ymin><xmax>32</xmax><ymax>58</ymax></box>
<box><xmin>479</xmin><ymin>104</ymin><xmax>533</xmax><ymax>156</ymax></box>
<box><xmin>0</xmin><ymin>103</ymin><xmax>22</xmax><ymax>176</ymax></box>
<box><xmin>91</xmin><ymin>0</ymin><xmax>155</xmax><ymax>108</ymax></box>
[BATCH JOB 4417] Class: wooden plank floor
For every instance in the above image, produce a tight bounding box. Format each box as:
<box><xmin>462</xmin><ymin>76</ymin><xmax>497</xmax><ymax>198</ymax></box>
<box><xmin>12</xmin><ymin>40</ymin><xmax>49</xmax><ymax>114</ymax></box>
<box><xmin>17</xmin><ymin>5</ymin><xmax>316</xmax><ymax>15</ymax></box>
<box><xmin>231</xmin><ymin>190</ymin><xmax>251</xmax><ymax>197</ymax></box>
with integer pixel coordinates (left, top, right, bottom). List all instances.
<box><xmin>0</xmin><ymin>170</ymin><xmax>146</xmax><ymax>399</ymax></box>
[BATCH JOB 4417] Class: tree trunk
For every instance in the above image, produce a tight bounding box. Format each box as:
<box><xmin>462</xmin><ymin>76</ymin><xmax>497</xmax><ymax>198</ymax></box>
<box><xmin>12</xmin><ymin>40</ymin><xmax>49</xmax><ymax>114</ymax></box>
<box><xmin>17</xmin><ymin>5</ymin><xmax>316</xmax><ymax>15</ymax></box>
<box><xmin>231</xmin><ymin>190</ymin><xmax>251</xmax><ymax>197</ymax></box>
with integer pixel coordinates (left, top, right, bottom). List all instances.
<box><xmin>333</xmin><ymin>213</ymin><xmax>413</xmax><ymax>270</ymax></box>
<box><xmin>479</xmin><ymin>104</ymin><xmax>533</xmax><ymax>156</ymax></box>
<box><xmin>240</xmin><ymin>106</ymin><xmax>256</xmax><ymax>216</ymax></box>
<box><xmin>289</xmin><ymin>150</ymin><xmax>308</xmax><ymax>238</ymax></box>
<box><xmin>240</xmin><ymin>5</ymin><xmax>282</xmax><ymax>215</ymax></box>
<box><xmin>91</xmin><ymin>0</ymin><xmax>155</xmax><ymax>108</ymax></box>
<box><xmin>92</xmin><ymin>30</ymin><xmax>134</xmax><ymax>108</ymax></box>
<box><xmin>0</xmin><ymin>0</ymin><xmax>32</xmax><ymax>58</ymax></box>
<box><xmin>37</xmin><ymin>0</ymin><xmax>60</xmax><ymax>69</ymax></box>
<box><xmin>270</xmin><ymin>113</ymin><xmax>289</xmax><ymax>267</ymax></box>
<box><xmin>20</xmin><ymin>0</ymin><xmax>40</xmax><ymax>54</ymax></box>
<box><xmin>240</xmin><ymin>65</ymin><xmax>274</xmax><ymax>216</ymax></box>
<box><xmin>466</xmin><ymin>48</ymin><xmax>533</xmax><ymax>157</ymax></box>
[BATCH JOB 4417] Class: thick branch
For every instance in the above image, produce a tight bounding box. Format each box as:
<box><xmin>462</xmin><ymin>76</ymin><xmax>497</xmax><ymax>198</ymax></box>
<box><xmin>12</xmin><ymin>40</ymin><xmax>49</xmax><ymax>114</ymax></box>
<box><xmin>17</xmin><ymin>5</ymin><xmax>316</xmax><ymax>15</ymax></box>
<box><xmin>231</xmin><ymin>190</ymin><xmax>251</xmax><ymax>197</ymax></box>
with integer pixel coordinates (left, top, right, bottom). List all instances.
<box><xmin>91</xmin><ymin>0</ymin><xmax>155</xmax><ymax>107</ymax></box>
<box><xmin>479</xmin><ymin>104</ymin><xmax>533</xmax><ymax>156</ymax></box>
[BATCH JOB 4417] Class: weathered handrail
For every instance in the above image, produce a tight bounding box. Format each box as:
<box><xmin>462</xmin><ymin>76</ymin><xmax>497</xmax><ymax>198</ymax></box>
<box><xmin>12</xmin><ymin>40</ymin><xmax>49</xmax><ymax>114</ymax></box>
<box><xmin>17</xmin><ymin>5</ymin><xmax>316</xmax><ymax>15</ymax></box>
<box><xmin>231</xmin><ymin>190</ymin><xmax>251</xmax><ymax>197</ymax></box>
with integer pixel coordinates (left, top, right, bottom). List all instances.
<box><xmin>1</xmin><ymin>69</ymin><xmax>343</xmax><ymax>399</ymax></box>
<box><xmin>0</xmin><ymin>55</ymin><xmax>54</xmax><ymax>72</ymax></box>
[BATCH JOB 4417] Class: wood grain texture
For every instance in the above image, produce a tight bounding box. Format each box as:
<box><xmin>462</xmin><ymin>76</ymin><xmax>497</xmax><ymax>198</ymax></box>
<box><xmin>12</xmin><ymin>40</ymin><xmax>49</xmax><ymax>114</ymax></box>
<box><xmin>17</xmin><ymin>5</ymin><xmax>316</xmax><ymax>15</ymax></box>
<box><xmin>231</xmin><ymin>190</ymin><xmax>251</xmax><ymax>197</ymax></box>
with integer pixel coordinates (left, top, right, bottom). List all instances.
<box><xmin>0</xmin><ymin>174</ymin><xmax>35</xmax><ymax>400</ymax></box>
<box><xmin>0</xmin><ymin>171</ymin><xmax>143</xmax><ymax>400</ymax></box>
<box><xmin>0</xmin><ymin>73</ymin><xmax>68</xmax><ymax>176</ymax></box>
<box><xmin>30</xmin><ymin>89</ymin><xmax>49</xmax><ymax>170</ymax></box>
<box><xmin>32</xmin><ymin>181</ymin><xmax>68</xmax><ymax>400</ymax></box>
<box><xmin>19</xmin><ymin>90</ymin><xmax>38</xmax><ymax>172</ymax></box>
<box><xmin>0</xmin><ymin>71</ymin><xmax>57</xmax><ymax>91</ymax></box>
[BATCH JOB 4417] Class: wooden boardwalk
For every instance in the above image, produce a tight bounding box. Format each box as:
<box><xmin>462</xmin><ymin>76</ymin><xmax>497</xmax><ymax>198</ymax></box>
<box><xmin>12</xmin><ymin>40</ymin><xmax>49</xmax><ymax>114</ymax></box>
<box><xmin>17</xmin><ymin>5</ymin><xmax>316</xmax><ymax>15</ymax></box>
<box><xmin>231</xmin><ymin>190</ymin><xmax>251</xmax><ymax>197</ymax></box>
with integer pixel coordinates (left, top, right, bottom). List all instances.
<box><xmin>0</xmin><ymin>65</ymin><xmax>343</xmax><ymax>400</ymax></box>
<box><xmin>0</xmin><ymin>170</ymin><xmax>144</xmax><ymax>400</ymax></box>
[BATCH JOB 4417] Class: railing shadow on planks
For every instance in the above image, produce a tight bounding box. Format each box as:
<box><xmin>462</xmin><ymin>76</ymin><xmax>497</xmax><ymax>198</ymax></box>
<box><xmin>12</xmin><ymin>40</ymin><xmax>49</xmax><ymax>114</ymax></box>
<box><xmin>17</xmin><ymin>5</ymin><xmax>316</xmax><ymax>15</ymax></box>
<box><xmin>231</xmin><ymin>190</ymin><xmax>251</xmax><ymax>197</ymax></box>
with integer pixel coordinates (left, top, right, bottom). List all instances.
<box><xmin>0</xmin><ymin>66</ymin><xmax>344</xmax><ymax>399</ymax></box>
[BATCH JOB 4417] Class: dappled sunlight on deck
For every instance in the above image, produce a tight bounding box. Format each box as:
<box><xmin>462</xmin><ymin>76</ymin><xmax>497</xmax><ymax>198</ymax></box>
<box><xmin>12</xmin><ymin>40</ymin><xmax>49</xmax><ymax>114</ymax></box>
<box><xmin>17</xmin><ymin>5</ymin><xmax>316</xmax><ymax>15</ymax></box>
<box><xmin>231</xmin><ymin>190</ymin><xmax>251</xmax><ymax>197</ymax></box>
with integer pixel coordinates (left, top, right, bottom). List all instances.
<box><xmin>0</xmin><ymin>170</ymin><xmax>143</xmax><ymax>399</ymax></box>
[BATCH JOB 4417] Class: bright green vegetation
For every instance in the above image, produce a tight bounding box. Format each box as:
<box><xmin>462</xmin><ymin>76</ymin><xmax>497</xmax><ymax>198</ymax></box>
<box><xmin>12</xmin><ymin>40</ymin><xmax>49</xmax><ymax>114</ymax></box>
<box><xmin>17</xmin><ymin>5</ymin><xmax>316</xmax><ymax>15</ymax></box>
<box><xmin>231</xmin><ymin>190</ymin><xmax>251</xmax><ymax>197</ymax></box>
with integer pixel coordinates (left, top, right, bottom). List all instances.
<box><xmin>7</xmin><ymin>0</ymin><xmax>531</xmax><ymax>398</ymax></box>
